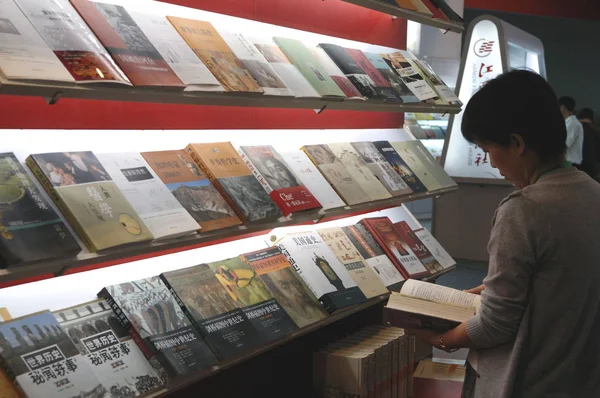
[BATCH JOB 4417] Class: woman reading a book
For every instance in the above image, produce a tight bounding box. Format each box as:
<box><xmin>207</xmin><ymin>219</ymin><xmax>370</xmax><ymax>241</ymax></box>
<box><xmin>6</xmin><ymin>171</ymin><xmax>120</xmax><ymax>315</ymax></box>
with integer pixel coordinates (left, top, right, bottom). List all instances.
<box><xmin>411</xmin><ymin>70</ymin><xmax>600</xmax><ymax>398</ymax></box>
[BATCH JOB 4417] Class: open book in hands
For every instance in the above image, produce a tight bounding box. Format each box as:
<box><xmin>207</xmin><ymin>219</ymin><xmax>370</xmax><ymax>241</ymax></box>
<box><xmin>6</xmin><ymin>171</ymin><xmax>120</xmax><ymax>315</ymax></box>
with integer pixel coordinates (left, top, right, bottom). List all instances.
<box><xmin>383</xmin><ymin>279</ymin><xmax>480</xmax><ymax>332</ymax></box>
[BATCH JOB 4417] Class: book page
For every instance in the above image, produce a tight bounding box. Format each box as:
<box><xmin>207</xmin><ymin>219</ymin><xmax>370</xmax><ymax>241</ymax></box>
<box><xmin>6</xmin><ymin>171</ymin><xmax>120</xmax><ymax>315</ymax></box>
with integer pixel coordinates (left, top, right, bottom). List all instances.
<box><xmin>387</xmin><ymin>294</ymin><xmax>474</xmax><ymax>323</ymax></box>
<box><xmin>401</xmin><ymin>279</ymin><xmax>480</xmax><ymax>311</ymax></box>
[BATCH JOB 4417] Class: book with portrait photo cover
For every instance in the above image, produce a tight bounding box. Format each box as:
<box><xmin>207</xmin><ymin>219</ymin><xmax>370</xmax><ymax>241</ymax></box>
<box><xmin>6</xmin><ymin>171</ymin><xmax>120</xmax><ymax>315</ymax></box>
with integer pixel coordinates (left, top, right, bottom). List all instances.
<box><xmin>384</xmin><ymin>279</ymin><xmax>479</xmax><ymax>332</ymax></box>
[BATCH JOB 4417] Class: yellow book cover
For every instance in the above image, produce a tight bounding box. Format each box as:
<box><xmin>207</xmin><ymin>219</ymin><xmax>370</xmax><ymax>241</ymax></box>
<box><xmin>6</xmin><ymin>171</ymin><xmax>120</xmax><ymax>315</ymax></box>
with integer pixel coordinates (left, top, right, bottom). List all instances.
<box><xmin>395</xmin><ymin>0</ymin><xmax>418</xmax><ymax>11</ymax></box>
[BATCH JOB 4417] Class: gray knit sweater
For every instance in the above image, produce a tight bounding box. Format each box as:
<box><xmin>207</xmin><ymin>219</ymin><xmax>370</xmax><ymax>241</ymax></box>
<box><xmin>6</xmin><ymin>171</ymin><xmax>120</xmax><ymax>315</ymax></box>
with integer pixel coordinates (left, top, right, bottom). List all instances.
<box><xmin>464</xmin><ymin>167</ymin><xmax>600</xmax><ymax>398</ymax></box>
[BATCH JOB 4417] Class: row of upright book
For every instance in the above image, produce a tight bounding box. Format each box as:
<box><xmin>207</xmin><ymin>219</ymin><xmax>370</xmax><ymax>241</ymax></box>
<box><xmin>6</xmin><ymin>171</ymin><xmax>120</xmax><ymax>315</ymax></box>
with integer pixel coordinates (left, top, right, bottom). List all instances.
<box><xmin>0</xmin><ymin>0</ymin><xmax>460</xmax><ymax>105</ymax></box>
<box><xmin>0</xmin><ymin>139</ymin><xmax>456</xmax><ymax>268</ymax></box>
<box><xmin>0</xmin><ymin>213</ymin><xmax>455</xmax><ymax>398</ymax></box>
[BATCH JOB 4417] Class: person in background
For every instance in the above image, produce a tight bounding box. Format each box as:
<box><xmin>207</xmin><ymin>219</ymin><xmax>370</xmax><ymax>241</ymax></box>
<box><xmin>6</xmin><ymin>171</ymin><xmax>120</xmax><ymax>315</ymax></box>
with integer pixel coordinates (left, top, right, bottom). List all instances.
<box><xmin>578</xmin><ymin>108</ymin><xmax>600</xmax><ymax>180</ymax></box>
<box><xmin>411</xmin><ymin>70</ymin><xmax>600</xmax><ymax>398</ymax></box>
<box><xmin>558</xmin><ymin>96</ymin><xmax>584</xmax><ymax>167</ymax></box>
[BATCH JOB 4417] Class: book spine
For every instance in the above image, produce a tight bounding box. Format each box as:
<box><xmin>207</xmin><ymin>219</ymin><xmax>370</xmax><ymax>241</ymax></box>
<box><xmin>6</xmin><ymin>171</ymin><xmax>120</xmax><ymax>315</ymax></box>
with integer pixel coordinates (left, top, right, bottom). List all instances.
<box><xmin>185</xmin><ymin>145</ymin><xmax>249</xmax><ymax>224</ymax></box>
<box><xmin>25</xmin><ymin>156</ymin><xmax>97</xmax><ymax>252</ymax></box>
<box><xmin>407</xmin><ymin>335</ymin><xmax>415</xmax><ymax>398</ymax></box>
<box><xmin>300</xmin><ymin>147</ymin><xmax>349</xmax><ymax>207</ymax></box>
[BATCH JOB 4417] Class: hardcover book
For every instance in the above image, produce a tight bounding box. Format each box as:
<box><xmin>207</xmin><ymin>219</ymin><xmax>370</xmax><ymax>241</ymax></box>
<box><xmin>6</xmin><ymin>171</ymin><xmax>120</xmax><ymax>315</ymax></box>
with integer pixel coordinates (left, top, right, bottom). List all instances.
<box><xmin>161</xmin><ymin>264</ymin><xmax>259</xmax><ymax>360</ymax></box>
<box><xmin>381</xmin><ymin>52</ymin><xmax>437</xmax><ymax>101</ymax></box>
<box><xmin>166</xmin><ymin>17</ymin><xmax>263</xmax><ymax>93</ymax></box>
<box><xmin>207</xmin><ymin>256</ymin><xmax>298</xmax><ymax>344</ymax></box>
<box><xmin>363</xmin><ymin>52</ymin><xmax>419</xmax><ymax>103</ymax></box>
<box><xmin>99</xmin><ymin>277</ymin><xmax>218</xmax><ymax>378</ymax></box>
<box><xmin>394</xmin><ymin>221</ymin><xmax>443</xmax><ymax>275</ymax></box>
<box><xmin>26</xmin><ymin>151</ymin><xmax>153</xmax><ymax>252</ymax></box>
<box><xmin>15</xmin><ymin>0</ymin><xmax>130</xmax><ymax>84</ymax></box>
<box><xmin>326</xmin><ymin>143</ymin><xmax>392</xmax><ymax>201</ymax></box>
<box><xmin>372</xmin><ymin>141</ymin><xmax>427</xmax><ymax>193</ymax></box>
<box><xmin>279</xmin><ymin>150</ymin><xmax>346</xmax><ymax>211</ymax></box>
<box><xmin>53</xmin><ymin>299</ymin><xmax>163</xmax><ymax>397</ymax></box>
<box><xmin>351</xmin><ymin>141</ymin><xmax>413</xmax><ymax>196</ymax></box>
<box><xmin>277</xmin><ymin>231</ymin><xmax>366</xmax><ymax>313</ymax></box>
<box><xmin>342</xmin><ymin>225</ymin><xmax>405</xmax><ymax>291</ymax></box>
<box><xmin>141</xmin><ymin>150</ymin><xmax>241</xmax><ymax>232</ymax></box>
<box><xmin>359</xmin><ymin>217</ymin><xmax>428</xmax><ymax>279</ymax></box>
<box><xmin>390</xmin><ymin>141</ymin><xmax>443</xmax><ymax>191</ymax></box>
<box><xmin>413</xmin><ymin>228</ymin><xmax>456</xmax><ymax>270</ymax></box>
<box><xmin>344</xmin><ymin>48</ymin><xmax>403</xmax><ymax>102</ymax></box>
<box><xmin>318</xmin><ymin>227</ymin><xmax>389</xmax><ymax>298</ymax></box>
<box><xmin>240</xmin><ymin>246</ymin><xmax>328</xmax><ymax>329</ymax></box>
<box><xmin>186</xmin><ymin>142</ymin><xmax>282</xmax><ymax>223</ymax></box>
<box><xmin>0</xmin><ymin>0</ymin><xmax>74</xmax><ymax>83</ymax></box>
<box><xmin>96</xmin><ymin>152</ymin><xmax>200</xmax><ymax>240</ymax></box>
<box><xmin>251</xmin><ymin>35</ymin><xmax>320</xmax><ymax>98</ymax></box>
<box><xmin>309</xmin><ymin>46</ymin><xmax>363</xmax><ymax>99</ymax></box>
<box><xmin>0</xmin><ymin>311</ymin><xmax>107</xmax><ymax>398</ymax></box>
<box><xmin>301</xmin><ymin>145</ymin><xmax>370</xmax><ymax>206</ymax></box>
<box><xmin>239</xmin><ymin>145</ymin><xmax>321</xmax><ymax>216</ymax></box>
<box><xmin>70</xmin><ymin>0</ymin><xmax>185</xmax><ymax>88</ymax></box>
<box><xmin>273</xmin><ymin>37</ymin><xmax>345</xmax><ymax>98</ymax></box>
<box><xmin>0</xmin><ymin>153</ymin><xmax>80</xmax><ymax>267</ymax></box>
<box><xmin>128</xmin><ymin>11</ymin><xmax>223</xmax><ymax>92</ymax></box>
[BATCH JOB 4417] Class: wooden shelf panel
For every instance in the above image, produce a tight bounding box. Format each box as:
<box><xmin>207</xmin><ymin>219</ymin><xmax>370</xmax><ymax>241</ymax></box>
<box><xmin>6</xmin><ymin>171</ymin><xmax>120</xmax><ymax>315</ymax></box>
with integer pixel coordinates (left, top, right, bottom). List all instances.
<box><xmin>342</xmin><ymin>0</ymin><xmax>464</xmax><ymax>33</ymax></box>
<box><xmin>0</xmin><ymin>78</ymin><xmax>461</xmax><ymax>115</ymax></box>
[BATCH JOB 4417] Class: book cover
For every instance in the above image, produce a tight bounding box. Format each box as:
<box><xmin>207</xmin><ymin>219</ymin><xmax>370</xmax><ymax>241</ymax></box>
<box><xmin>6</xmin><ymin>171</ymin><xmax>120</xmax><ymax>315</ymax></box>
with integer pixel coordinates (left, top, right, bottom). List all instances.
<box><xmin>279</xmin><ymin>150</ymin><xmax>346</xmax><ymax>211</ymax></box>
<box><xmin>327</xmin><ymin>142</ymin><xmax>392</xmax><ymax>201</ymax></box>
<box><xmin>53</xmin><ymin>299</ymin><xmax>163</xmax><ymax>397</ymax></box>
<box><xmin>394</xmin><ymin>0</ymin><xmax>418</xmax><ymax>11</ymax></box>
<box><xmin>161</xmin><ymin>264</ymin><xmax>259</xmax><ymax>360</ymax></box>
<box><xmin>273</xmin><ymin>37</ymin><xmax>345</xmax><ymax>98</ymax></box>
<box><xmin>277</xmin><ymin>231</ymin><xmax>366</xmax><ymax>313</ymax></box>
<box><xmin>0</xmin><ymin>308</ymin><xmax>21</xmax><ymax>398</ymax></box>
<box><xmin>0</xmin><ymin>311</ymin><xmax>107</xmax><ymax>398</ymax></box>
<box><xmin>141</xmin><ymin>150</ymin><xmax>241</xmax><ymax>232</ymax></box>
<box><xmin>363</xmin><ymin>52</ymin><xmax>419</xmax><ymax>103</ymax></box>
<box><xmin>207</xmin><ymin>256</ymin><xmax>297</xmax><ymax>344</ymax></box>
<box><xmin>127</xmin><ymin>11</ymin><xmax>223</xmax><ymax>92</ymax></box>
<box><xmin>251</xmin><ymin>35</ymin><xmax>320</xmax><ymax>98</ymax></box>
<box><xmin>394</xmin><ymin>221</ymin><xmax>443</xmax><ymax>275</ymax></box>
<box><xmin>218</xmin><ymin>30</ymin><xmax>293</xmax><ymax>96</ymax></box>
<box><xmin>0</xmin><ymin>153</ymin><xmax>80</xmax><ymax>267</ymax></box>
<box><xmin>409</xmin><ymin>55</ymin><xmax>459</xmax><ymax>104</ymax></box>
<box><xmin>15</xmin><ymin>0</ymin><xmax>130</xmax><ymax>84</ymax></box>
<box><xmin>417</xmin><ymin>0</ymin><xmax>448</xmax><ymax>20</ymax></box>
<box><xmin>309</xmin><ymin>46</ymin><xmax>363</xmax><ymax>99</ymax></box>
<box><xmin>26</xmin><ymin>151</ymin><xmax>153</xmax><ymax>252</ymax></box>
<box><xmin>350</xmin><ymin>142</ymin><xmax>413</xmax><ymax>197</ymax></box>
<box><xmin>372</xmin><ymin>141</ymin><xmax>427</xmax><ymax>193</ymax></box>
<box><xmin>0</xmin><ymin>0</ymin><xmax>74</xmax><ymax>82</ymax></box>
<box><xmin>408</xmin><ymin>0</ymin><xmax>434</xmax><ymax>16</ymax></box>
<box><xmin>186</xmin><ymin>143</ymin><xmax>282</xmax><ymax>223</ymax></box>
<box><xmin>240</xmin><ymin>246</ymin><xmax>328</xmax><ymax>329</ymax></box>
<box><xmin>70</xmin><ymin>0</ymin><xmax>184</xmax><ymax>88</ymax></box>
<box><xmin>96</xmin><ymin>152</ymin><xmax>200</xmax><ymax>240</ymax></box>
<box><xmin>342</xmin><ymin>225</ymin><xmax>405</xmax><ymax>291</ymax></box>
<box><xmin>381</xmin><ymin>52</ymin><xmax>438</xmax><ymax>102</ymax></box>
<box><xmin>301</xmin><ymin>145</ymin><xmax>370</xmax><ymax>206</ymax></box>
<box><xmin>318</xmin><ymin>227</ymin><xmax>388</xmax><ymax>298</ymax></box>
<box><xmin>430</xmin><ymin>0</ymin><xmax>463</xmax><ymax>22</ymax></box>
<box><xmin>390</xmin><ymin>141</ymin><xmax>443</xmax><ymax>191</ymax></box>
<box><xmin>344</xmin><ymin>48</ymin><xmax>403</xmax><ymax>102</ymax></box>
<box><xmin>0</xmin><ymin>307</ymin><xmax>10</xmax><ymax>321</ymax></box>
<box><xmin>239</xmin><ymin>145</ymin><xmax>321</xmax><ymax>216</ymax></box>
<box><xmin>166</xmin><ymin>17</ymin><xmax>262</xmax><ymax>93</ymax></box>
<box><xmin>408</xmin><ymin>140</ymin><xmax>457</xmax><ymax>189</ymax></box>
<box><xmin>413</xmin><ymin>228</ymin><xmax>456</xmax><ymax>270</ymax></box>
<box><xmin>99</xmin><ymin>277</ymin><xmax>218</xmax><ymax>377</ymax></box>
<box><xmin>359</xmin><ymin>217</ymin><xmax>428</xmax><ymax>279</ymax></box>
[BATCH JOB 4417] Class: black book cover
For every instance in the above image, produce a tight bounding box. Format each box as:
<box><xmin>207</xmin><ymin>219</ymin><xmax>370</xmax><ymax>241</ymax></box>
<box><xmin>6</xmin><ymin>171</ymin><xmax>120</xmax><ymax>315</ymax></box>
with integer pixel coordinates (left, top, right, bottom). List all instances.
<box><xmin>372</xmin><ymin>142</ymin><xmax>427</xmax><ymax>193</ymax></box>
<box><xmin>0</xmin><ymin>153</ymin><xmax>80</xmax><ymax>267</ymax></box>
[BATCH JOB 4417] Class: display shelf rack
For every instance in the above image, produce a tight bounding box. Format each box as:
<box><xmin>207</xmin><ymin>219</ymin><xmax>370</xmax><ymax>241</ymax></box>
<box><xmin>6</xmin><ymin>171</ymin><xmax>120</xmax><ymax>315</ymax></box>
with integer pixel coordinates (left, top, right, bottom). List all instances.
<box><xmin>0</xmin><ymin>78</ymin><xmax>461</xmax><ymax>115</ymax></box>
<box><xmin>0</xmin><ymin>186</ymin><xmax>457</xmax><ymax>288</ymax></box>
<box><xmin>342</xmin><ymin>0</ymin><xmax>464</xmax><ymax>33</ymax></box>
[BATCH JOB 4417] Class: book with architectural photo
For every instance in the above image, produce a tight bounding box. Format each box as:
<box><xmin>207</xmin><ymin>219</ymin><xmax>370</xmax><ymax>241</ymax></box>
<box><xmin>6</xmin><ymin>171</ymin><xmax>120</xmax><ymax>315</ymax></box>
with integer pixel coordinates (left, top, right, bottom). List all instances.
<box><xmin>394</xmin><ymin>221</ymin><xmax>443</xmax><ymax>275</ymax></box>
<box><xmin>381</xmin><ymin>52</ymin><xmax>438</xmax><ymax>102</ymax></box>
<box><xmin>372</xmin><ymin>141</ymin><xmax>428</xmax><ymax>193</ymax></box>
<box><xmin>344</xmin><ymin>48</ymin><xmax>403</xmax><ymax>102</ymax></box>
<box><xmin>363</xmin><ymin>52</ymin><xmax>419</xmax><ymax>103</ymax></box>
<box><xmin>390</xmin><ymin>141</ymin><xmax>444</xmax><ymax>191</ymax></box>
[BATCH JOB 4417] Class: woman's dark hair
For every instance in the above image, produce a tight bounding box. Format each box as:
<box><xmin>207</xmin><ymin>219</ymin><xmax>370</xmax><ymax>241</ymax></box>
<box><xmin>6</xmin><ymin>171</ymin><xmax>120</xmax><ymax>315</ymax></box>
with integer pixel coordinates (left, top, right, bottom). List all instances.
<box><xmin>462</xmin><ymin>69</ymin><xmax>566</xmax><ymax>160</ymax></box>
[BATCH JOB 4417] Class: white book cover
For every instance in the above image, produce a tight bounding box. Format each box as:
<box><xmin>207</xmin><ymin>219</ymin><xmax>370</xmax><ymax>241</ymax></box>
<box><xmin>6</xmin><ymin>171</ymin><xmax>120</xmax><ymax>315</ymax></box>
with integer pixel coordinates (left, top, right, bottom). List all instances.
<box><xmin>391</xmin><ymin>141</ymin><xmax>443</xmax><ymax>191</ymax></box>
<box><xmin>250</xmin><ymin>35</ymin><xmax>320</xmax><ymax>98</ymax></box>
<box><xmin>0</xmin><ymin>0</ymin><xmax>74</xmax><ymax>82</ymax></box>
<box><xmin>97</xmin><ymin>152</ymin><xmax>200</xmax><ymax>240</ymax></box>
<box><xmin>414</xmin><ymin>228</ymin><xmax>456</xmax><ymax>269</ymax></box>
<box><xmin>128</xmin><ymin>11</ymin><xmax>223</xmax><ymax>92</ymax></box>
<box><xmin>217</xmin><ymin>30</ymin><xmax>294</xmax><ymax>96</ymax></box>
<box><xmin>279</xmin><ymin>150</ymin><xmax>345</xmax><ymax>210</ymax></box>
<box><xmin>384</xmin><ymin>51</ymin><xmax>437</xmax><ymax>101</ymax></box>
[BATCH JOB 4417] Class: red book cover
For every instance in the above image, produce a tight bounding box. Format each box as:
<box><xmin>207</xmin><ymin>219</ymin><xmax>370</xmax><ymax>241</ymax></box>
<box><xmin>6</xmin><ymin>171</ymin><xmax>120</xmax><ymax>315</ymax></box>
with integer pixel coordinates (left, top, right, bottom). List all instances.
<box><xmin>70</xmin><ymin>0</ymin><xmax>185</xmax><ymax>88</ymax></box>
<box><xmin>419</xmin><ymin>0</ymin><xmax>450</xmax><ymax>20</ymax></box>
<box><xmin>393</xmin><ymin>221</ymin><xmax>444</xmax><ymax>275</ymax></box>
<box><xmin>344</xmin><ymin>48</ymin><xmax>391</xmax><ymax>88</ymax></box>
<box><xmin>359</xmin><ymin>217</ymin><xmax>429</xmax><ymax>279</ymax></box>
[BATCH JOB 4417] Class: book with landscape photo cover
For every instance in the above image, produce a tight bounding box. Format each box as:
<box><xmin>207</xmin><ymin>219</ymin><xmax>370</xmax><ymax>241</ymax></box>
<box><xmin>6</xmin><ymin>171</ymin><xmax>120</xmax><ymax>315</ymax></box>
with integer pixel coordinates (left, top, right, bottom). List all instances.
<box><xmin>15</xmin><ymin>0</ymin><xmax>130</xmax><ymax>85</ymax></box>
<box><xmin>186</xmin><ymin>142</ymin><xmax>282</xmax><ymax>223</ymax></box>
<box><xmin>372</xmin><ymin>141</ymin><xmax>428</xmax><ymax>193</ymax></box>
<box><xmin>26</xmin><ymin>151</ymin><xmax>153</xmax><ymax>252</ymax></box>
<box><xmin>394</xmin><ymin>221</ymin><xmax>443</xmax><ymax>275</ymax></box>
<box><xmin>99</xmin><ymin>277</ymin><xmax>218</xmax><ymax>378</ymax></box>
<box><xmin>70</xmin><ymin>0</ymin><xmax>184</xmax><ymax>88</ymax></box>
<box><xmin>384</xmin><ymin>279</ymin><xmax>479</xmax><ymax>332</ymax></box>
<box><xmin>53</xmin><ymin>299</ymin><xmax>163</xmax><ymax>397</ymax></box>
<box><xmin>391</xmin><ymin>141</ymin><xmax>443</xmax><ymax>192</ymax></box>
<box><xmin>207</xmin><ymin>256</ymin><xmax>298</xmax><ymax>344</ymax></box>
<box><xmin>240</xmin><ymin>246</ymin><xmax>328</xmax><ymax>329</ymax></box>
<box><xmin>141</xmin><ymin>149</ymin><xmax>241</xmax><ymax>233</ymax></box>
<box><xmin>0</xmin><ymin>153</ymin><xmax>80</xmax><ymax>267</ymax></box>
<box><xmin>277</xmin><ymin>231</ymin><xmax>367</xmax><ymax>313</ymax></box>
<box><xmin>0</xmin><ymin>311</ymin><xmax>107</xmax><ymax>398</ymax></box>
<box><xmin>239</xmin><ymin>145</ymin><xmax>321</xmax><ymax>216</ymax></box>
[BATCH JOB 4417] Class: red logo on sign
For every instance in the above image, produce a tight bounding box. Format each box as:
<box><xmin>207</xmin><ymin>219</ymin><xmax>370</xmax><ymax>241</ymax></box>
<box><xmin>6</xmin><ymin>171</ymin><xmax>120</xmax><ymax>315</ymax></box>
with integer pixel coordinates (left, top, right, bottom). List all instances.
<box><xmin>478</xmin><ymin>63</ymin><xmax>494</xmax><ymax>78</ymax></box>
<box><xmin>474</xmin><ymin>39</ymin><xmax>495</xmax><ymax>58</ymax></box>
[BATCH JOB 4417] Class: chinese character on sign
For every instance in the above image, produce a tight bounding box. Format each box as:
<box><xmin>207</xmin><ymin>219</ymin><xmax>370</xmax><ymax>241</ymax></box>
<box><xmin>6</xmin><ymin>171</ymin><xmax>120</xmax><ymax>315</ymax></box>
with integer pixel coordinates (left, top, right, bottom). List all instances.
<box><xmin>474</xmin><ymin>152</ymin><xmax>489</xmax><ymax>167</ymax></box>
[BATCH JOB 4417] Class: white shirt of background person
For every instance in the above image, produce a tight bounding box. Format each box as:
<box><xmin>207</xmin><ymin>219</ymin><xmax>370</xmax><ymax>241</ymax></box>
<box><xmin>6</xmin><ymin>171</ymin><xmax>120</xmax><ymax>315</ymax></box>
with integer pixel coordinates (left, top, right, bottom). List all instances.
<box><xmin>565</xmin><ymin>115</ymin><xmax>584</xmax><ymax>165</ymax></box>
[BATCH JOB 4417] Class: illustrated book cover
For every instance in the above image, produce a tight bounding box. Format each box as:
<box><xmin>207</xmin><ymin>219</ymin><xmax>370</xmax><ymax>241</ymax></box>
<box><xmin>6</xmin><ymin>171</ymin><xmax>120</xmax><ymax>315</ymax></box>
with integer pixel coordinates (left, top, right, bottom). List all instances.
<box><xmin>381</xmin><ymin>52</ymin><xmax>438</xmax><ymax>102</ymax></box>
<box><xmin>372</xmin><ymin>141</ymin><xmax>427</xmax><ymax>193</ymax></box>
<box><xmin>363</xmin><ymin>52</ymin><xmax>419</xmax><ymax>103</ymax></box>
<box><xmin>344</xmin><ymin>48</ymin><xmax>403</xmax><ymax>102</ymax></box>
<box><xmin>390</xmin><ymin>141</ymin><xmax>443</xmax><ymax>191</ymax></box>
<box><xmin>394</xmin><ymin>221</ymin><xmax>443</xmax><ymax>275</ymax></box>
<box><xmin>309</xmin><ymin>46</ymin><xmax>363</xmax><ymax>99</ymax></box>
<box><xmin>413</xmin><ymin>227</ymin><xmax>456</xmax><ymax>270</ymax></box>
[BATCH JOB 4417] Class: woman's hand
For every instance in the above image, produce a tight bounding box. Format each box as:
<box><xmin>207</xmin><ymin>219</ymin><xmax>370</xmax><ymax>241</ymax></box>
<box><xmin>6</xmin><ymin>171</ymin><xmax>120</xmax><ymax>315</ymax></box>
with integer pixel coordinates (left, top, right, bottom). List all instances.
<box><xmin>465</xmin><ymin>284</ymin><xmax>486</xmax><ymax>295</ymax></box>
<box><xmin>407</xmin><ymin>328</ymin><xmax>440</xmax><ymax>348</ymax></box>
